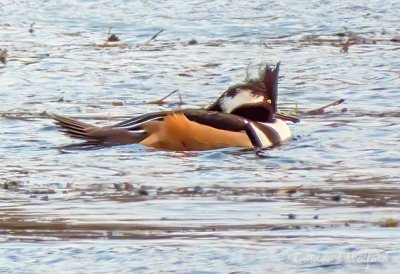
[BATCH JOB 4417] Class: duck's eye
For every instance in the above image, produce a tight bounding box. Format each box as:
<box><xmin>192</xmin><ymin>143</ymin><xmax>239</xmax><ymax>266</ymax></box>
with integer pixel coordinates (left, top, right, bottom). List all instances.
<box><xmin>267</xmin><ymin>99</ymin><xmax>272</xmax><ymax>104</ymax></box>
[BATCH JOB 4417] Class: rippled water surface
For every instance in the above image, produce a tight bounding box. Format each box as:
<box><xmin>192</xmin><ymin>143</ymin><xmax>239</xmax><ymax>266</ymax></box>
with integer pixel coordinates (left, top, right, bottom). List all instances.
<box><xmin>1</xmin><ymin>0</ymin><xmax>400</xmax><ymax>273</ymax></box>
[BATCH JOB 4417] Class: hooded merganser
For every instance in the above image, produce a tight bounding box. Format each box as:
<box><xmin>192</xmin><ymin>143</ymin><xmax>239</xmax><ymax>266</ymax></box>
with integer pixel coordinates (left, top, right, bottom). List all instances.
<box><xmin>52</xmin><ymin>63</ymin><xmax>298</xmax><ymax>151</ymax></box>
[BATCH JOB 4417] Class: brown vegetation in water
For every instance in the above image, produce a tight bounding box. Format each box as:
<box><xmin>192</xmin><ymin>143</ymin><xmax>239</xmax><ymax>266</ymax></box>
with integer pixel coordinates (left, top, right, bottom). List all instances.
<box><xmin>0</xmin><ymin>48</ymin><xmax>7</xmax><ymax>64</ymax></box>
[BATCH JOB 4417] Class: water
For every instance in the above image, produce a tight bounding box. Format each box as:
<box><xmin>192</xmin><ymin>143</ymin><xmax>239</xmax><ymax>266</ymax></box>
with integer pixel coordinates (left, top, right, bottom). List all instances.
<box><xmin>1</xmin><ymin>0</ymin><xmax>400</xmax><ymax>273</ymax></box>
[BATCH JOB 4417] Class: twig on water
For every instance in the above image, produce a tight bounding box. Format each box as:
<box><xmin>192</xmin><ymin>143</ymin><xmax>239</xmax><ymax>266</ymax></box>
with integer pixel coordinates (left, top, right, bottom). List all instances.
<box><xmin>96</xmin><ymin>27</ymin><xmax>127</xmax><ymax>48</ymax></box>
<box><xmin>106</xmin><ymin>27</ymin><xmax>120</xmax><ymax>42</ymax></box>
<box><xmin>29</xmin><ymin>22</ymin><xmax>35</xmax><ymax>33</ymax></box>
<box><xmin>147</xmin><ymin>89</ymin><xmax>183</xmax><ymax>105</ymax></box>
<box><xmin>308</xmin><ymin>98</ymin><xmax>345</xmax><ymax>115</ymax></box>
<box><xmin>0</xmin><ymin>49</ymin><xmax>7</xmax><ymax>65</ymax></box>
<box><xmin>274</xmin><ymin>113</ymin><xmax>300</xmax><ymax>123</ymax></box>
<box><xmin>106</xmin><ymin>27</ymin><xmax>112</xmax><ymax>43</ymax></box>
<box><xmin>177</xmin><ymin>90</ymin><xmax>183</xmax><ymax>105</ymax></box>
<box><xmin>340</xmin><ymin>37</ymin><xmax>352</xmax><ymax>53</ymax></box>
<box><xmin>145</xmin><ymin>29</ymin><xmax>164</xmax><ymax>44</ymax></box>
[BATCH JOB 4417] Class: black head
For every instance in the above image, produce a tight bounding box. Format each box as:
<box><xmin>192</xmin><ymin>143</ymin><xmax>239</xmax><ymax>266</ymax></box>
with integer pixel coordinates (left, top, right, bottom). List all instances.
<box><xmin>230</xmin><ymin>100</ymin><xmax>275</xmax><ymax>123</ymax></box>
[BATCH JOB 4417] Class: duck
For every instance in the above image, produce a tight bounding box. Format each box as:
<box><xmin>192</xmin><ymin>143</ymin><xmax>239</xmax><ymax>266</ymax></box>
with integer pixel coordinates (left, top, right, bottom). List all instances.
<box><xmin>52</xmin><ymin>63</ymin><xmax>299</xmax><ymax>151</ymax></box>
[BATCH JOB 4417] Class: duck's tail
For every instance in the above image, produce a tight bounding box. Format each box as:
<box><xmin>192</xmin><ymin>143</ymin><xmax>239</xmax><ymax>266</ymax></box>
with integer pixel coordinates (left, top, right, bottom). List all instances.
<box><xmin>52</xmin><ymin>114</ymin><xmax>97</xmax><ymax>140</ymax></box>
<box><xmin>51</xmin><ymin>114</ymin><xmax>146</xmax><ymax>145</ymax></box>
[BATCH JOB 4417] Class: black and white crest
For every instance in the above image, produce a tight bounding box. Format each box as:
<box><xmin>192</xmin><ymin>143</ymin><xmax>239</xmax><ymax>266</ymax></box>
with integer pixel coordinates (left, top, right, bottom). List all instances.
<box><xmin>207</xmin><ymin>62</ymin><xmax>280</xmax><ymax>122</ymax></box>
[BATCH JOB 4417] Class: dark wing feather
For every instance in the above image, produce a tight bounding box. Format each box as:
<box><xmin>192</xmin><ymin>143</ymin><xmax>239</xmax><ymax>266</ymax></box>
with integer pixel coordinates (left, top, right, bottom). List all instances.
<box><xmin>52</xmin><ymin>114</ymin><xmax>146</xmax><ymax>145</ymax></box>
<box><xmin>113</xmin><ymin>109</ymin><xmax>248</xmax><ymax>132</ymax></box>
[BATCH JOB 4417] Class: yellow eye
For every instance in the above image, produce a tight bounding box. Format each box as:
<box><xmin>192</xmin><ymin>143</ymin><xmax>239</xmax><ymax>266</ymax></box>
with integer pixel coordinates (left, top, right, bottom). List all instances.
<box><xmin>267</xmin><ymin>99</ymin><xmax>272</xmax><ymax>104</ymax></box>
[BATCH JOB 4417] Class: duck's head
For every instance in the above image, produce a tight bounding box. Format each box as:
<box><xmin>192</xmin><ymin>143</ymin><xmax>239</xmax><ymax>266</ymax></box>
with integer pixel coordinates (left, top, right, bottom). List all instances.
<box><xmin>207</xmin><ymin>63</ymin><xmax>280</xmax><ymax>123</ymax></box>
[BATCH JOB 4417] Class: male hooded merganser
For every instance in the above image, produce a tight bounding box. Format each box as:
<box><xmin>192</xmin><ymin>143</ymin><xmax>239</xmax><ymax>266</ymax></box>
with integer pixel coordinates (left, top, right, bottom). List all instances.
<box><xmin>52</xmin><ymin>63</ymin><xmax>298</xmax><ymax>151</ymax></box>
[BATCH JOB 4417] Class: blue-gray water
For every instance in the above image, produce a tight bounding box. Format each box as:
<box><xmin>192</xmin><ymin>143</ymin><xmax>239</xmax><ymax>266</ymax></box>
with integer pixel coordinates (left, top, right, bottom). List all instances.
<box><xmin>1</xmin><ymin>0</ymin><xmax>399</xmax><ymax>273</ymax></box>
